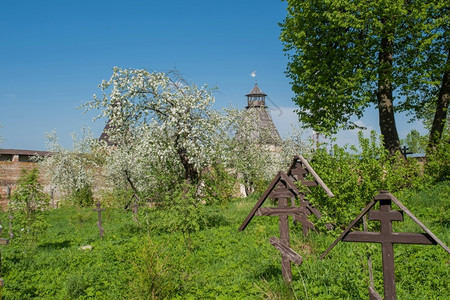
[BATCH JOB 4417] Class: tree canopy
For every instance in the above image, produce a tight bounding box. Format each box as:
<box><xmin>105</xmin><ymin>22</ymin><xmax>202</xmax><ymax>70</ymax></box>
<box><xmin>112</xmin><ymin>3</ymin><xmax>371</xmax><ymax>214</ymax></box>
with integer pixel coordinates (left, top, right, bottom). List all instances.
<box><xmin>83</xmin><ymin>67</ymin><xmax>225</xmax><ymax>187</ymax></box>
<box><xmin>280</xmin><ymin>0</ymin><xmax>449</xmax><ymax>154</ymax></box>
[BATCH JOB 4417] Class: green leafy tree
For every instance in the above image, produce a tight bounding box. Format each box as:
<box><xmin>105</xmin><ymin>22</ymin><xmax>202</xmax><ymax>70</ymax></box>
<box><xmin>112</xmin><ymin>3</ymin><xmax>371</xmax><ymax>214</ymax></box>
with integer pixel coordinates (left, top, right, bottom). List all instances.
<box><xmin>402</xmin><ymin>129</ymin><xmax>426</xmax><ymax>154</ymax></box>
<box><xmin>280</xmin><ymin>0</ymin><xmax>448</xmax><ymax>155</ymax></box>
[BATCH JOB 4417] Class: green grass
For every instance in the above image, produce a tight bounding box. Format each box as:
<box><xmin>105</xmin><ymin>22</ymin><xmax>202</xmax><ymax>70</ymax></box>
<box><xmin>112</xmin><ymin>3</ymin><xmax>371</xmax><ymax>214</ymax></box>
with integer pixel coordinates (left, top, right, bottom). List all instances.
<box><xmin>0</xmin><ymin>182</ymin><xmax>448</xmax><ymax>299</ymax></box>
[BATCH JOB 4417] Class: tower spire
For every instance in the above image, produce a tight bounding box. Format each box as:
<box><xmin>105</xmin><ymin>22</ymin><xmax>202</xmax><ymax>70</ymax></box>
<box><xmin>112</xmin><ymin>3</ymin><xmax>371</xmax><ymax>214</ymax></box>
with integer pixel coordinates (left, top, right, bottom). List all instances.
<box><xmin>243</xmin><ymin>83</ymin><xmax>282</xmax><ymax>146</ymax></box>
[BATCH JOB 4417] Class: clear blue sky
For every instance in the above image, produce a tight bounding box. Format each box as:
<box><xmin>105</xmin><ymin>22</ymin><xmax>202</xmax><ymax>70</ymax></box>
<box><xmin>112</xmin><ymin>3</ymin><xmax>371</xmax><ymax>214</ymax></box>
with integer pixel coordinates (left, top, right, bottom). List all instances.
<box><xmin>0</xmin><ymin>0</ymin><xmax>425</xmax><ymax>151</ymax></box>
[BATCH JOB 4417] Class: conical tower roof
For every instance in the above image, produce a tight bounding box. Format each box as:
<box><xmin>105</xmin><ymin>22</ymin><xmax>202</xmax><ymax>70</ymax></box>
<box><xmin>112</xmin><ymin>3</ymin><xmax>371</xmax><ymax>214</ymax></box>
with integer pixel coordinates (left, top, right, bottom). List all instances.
<box><xmin>241</xmin><ymin>84</ymin><xmax>282</xmax><ymax>146</ymax></box>
<box><xmin>99</xmin><ymin>119</ymin><xmax>117</xmax><ymax>147</ymax></box>
<box><xmin>246</xmin><ymin>84</ymin><xmax>267</xmax><ymax>97</ymax></box>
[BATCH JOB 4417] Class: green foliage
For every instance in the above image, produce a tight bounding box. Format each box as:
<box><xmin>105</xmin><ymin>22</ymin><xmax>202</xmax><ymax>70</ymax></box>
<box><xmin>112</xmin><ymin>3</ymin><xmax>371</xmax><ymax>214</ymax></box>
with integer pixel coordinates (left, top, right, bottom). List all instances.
<box><xmin>159</xmin><ymin>182</ymin><xmax>207</xmax><ymax>250</ymax></box>
<box><xmin>425</xmin><ymin>131</ymin><xmax>450</xmax><ymax>182</ymax></box>
<box><xmin>128</xmin><ymin>237</ymin><xmax>181</xmax><ymax>299</ymax></box>
<box><xmin>100</xmin><ymin>187</ymin><xmax>136</xmax><ymax>208</ymax></box>
<box><xmin>68</xmin><ymin>184</ymin><xmax>94</xmax><ymax>207</ymax></box>
<box><xmin>280</xmin><ymin>0</ymin><xmax>448</xmax><ymax>151</ymax></box>
<box><xmin>65</xmin><ymin>273</ymin><xmax>90</xmax><ymax>299</ymax></box>
<box><xmin>307</xmin><ymin>131</ymin><xmax>424</xmax><ymax>227</ymax></box>
<box><xmin>201</xmin><ymin>164</ymin><xmax>237</xmax><ymax>207</ymax></box>
<box><xmin>0</xmin><ymin>182</ymin><xmax>448</xmax><ymax>299</ymax></box>
<box><xmin>10</xmin><ymin>168</ymin><xmax>49</xmax><ymax>239</ymax></box>
<box><xmin>401</xmin><ymin>129</ymin><xmax>427</xmax><ymax>154</ymax></box>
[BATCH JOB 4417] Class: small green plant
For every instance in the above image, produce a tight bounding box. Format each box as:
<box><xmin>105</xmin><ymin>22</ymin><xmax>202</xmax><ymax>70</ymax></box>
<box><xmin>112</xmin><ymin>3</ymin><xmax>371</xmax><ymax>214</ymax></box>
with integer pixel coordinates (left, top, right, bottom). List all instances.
<box><xmin>425</xmin><ymin>132</ymin><xmax>450</xmax><ymax>183</ymax></box>
<box><xmin>69</xmin><ymin>184</ymin><xmax>94</xmax><ymax>207</ymax></box>
<box><xmin>159</xmin><ymin>182</ymin><xmax>206</xmax><ymax>251</ymax></box>
<box><xmin>10</xmin><ymin>168</ymin><xmax>49</xmax><ymax>238</ymax></box>
<box><xmin>202</xmin><ymin>164</ymin><xmax>237</xmax><ymax>207</ymax></box>
<box><xmin>65</xmin><ymin>273</ymin><xmax>89</xmax><ymax>299</ymax></box>
<box><xmin>128</xmin><ymin>237</ymin><xmax>180</xmax><ymax>299</ymax></box>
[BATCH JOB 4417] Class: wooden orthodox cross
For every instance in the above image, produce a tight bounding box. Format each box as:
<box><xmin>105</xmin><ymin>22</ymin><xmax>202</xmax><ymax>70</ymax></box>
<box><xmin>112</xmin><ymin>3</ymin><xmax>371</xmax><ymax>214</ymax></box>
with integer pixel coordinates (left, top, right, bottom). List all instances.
<box><xmin>286</xmin><ymin>155</ymin><xmax>334</xmax><ymax>235</ymax></box>
<box><xmin>321</xmin><ymin>191</ymin><xmax>450</xmax><ymax>300</ymax></box>
<box><xmin>401</xmin><ymin>146</ymin><xmax>413</xmax><ymax>159</ymax></box>
<box><xmin>93</xmin><ymin>201</ymin><xmax>106</xmax><ymax>238</ymax></box>
<box><xmin>240</xmin><ymin>156</ymin><xmax>334</xmax><ymax>282</ymax></box>
<box><xmin>240</xmin><ymin>171</ymin><xmax>304</xmax><ymax>282</ymax></box>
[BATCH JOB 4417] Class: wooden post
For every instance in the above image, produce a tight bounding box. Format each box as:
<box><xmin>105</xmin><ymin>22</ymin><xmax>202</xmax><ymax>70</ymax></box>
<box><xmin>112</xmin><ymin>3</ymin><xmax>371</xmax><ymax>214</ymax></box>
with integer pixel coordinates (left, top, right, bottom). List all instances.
<box><xmin>93</xmin><ymin>201</ymin><xmax>105</xmax><ymax>238</ymax></box>
<box><xmin>278</xmin><ymin>196</ymin><xmax>292</xmax><ymax>282</ymax></box>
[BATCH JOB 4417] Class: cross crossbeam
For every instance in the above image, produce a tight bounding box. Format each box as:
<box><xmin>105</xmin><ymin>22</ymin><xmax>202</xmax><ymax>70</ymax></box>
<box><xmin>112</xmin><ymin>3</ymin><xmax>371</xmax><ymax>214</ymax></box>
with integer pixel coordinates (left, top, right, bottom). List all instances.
<box><xmin>343</xmin><ymin>232</ymin><xmax>436</xmax><ymax>245</ymax></box>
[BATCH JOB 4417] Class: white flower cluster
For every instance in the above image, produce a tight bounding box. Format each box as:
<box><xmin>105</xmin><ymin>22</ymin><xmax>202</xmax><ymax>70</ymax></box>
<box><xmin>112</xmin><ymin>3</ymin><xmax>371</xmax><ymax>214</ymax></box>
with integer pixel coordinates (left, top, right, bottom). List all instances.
<box><xmin>42</xmin><ymin>67</ymin><xmax>314</xmax><ymax>202</ymax></box>
<box><xmin>39</xmin><ymin>129</ymin><xmax>98</xmax><ymax>196</ymax></box>
<box><xmin>83</xmin><ymin>68</ymin><xmax>229</xmax><ymax>194</ymax></box>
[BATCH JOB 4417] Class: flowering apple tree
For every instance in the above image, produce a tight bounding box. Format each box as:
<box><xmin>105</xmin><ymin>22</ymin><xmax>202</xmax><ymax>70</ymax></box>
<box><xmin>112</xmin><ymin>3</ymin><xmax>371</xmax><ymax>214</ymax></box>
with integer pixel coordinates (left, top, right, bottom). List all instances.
<box><xmin>83</xmin><ymin>67</ymin><xmax>227</xmax><ymax>195</ymax></box>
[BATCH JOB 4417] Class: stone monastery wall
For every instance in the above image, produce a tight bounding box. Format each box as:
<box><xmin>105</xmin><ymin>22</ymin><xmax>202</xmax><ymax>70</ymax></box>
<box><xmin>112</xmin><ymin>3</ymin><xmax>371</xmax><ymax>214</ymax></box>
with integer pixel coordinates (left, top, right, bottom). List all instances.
<box><xmin>0</xmin><ymin>150</ymin><xmax>51</xmax><ymax>210</ymax></box>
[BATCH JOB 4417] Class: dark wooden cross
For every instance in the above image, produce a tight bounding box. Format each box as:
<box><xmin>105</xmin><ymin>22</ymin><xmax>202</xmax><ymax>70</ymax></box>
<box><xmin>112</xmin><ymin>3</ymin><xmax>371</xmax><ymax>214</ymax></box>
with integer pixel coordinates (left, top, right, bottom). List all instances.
<box><xmin>401</xmin><ymin>146</ymin><xmax>413</xmax><ymax>159</ymax></box>
<box><xmin>93</xmin><ymin>201</ymin><xmax>105</xmax><ymax>238</ymax></box>
<box><xmin>321</xmin><ymin>191</ymin><xmax>450</xmax><ymax>300</ymax></box>
<box><xmin>286</xmin><ymin>155</ymin><xmax>334</xmax><ymax>235</ymax></box>
<box><xmin>263</xmin><ymin>182</ymin><xmax>302</xmax><ymax>282</ymax></box>
<box><xmin>240</xmin><ymin>171</ymin><xmax>304</xmax><ymax>282</ymax></box>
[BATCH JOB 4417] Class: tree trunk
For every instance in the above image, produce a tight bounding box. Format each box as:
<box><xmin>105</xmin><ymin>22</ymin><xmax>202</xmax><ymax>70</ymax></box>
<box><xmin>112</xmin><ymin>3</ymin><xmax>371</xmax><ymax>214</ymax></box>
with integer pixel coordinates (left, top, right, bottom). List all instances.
<box><xmin>177</xmin><ymin>146</ymin><xmax>198</xmax><ymax>183</ymax></box>
<box><xmin>377</xmin><ymin>31</ymin><xmax>401</xmax><ymax>155</ymax></box>
<box><xmin>174</xmin><ymin>132</ymin><xmax>198</xmax><ymax>183</ymax></box>
<box><xmin>428</xmin><ymin>51</ymin><xmax>450</xmax><ymax>153</ymax></box>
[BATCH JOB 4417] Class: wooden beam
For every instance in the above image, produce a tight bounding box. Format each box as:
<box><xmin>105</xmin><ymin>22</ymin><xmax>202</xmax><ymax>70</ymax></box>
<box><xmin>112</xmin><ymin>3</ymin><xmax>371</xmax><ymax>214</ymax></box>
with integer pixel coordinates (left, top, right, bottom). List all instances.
<box><xmin>369</xmin><ymin>287</ymin><xmax>383</xmax><ymax>300</ymax></box>
<box><xmin>377</xmin><ymin>191</ymin><xmax>450</xmax><ymax>254</ymax></box>
<box><xmin>269</xmin><ymin>237</ymin><xmax>303</xmax><ymax>265</ymax></box>
<box><xmin>320</xmin><ymin>200</ymin><xmax>377</xmax><ymax>259</ymax></box>
<box><xmin>391</xmin><ymin>196</ymin><xmax>450</xmax><ymax>254</ymax></box>
<box><xmin>238</xmin><ymin>172</ymin><xmax>283</xmax><ymax>231</ymax></box>
<box><xmin>296</xmin><ymin>155</ymin><xmax>334</xmax><ymax>197</ymax></box>
<box><xmin>343</xmin><ymin>232</ymin><xmax>436</xmax><ymax>245</ymax></box>
<box><xmin>256</xmin><ymin>207</ymin><xmax>305</xmax><ymax>216</ymax></box>
<box><xmin>239</xmin><ymin>171</ymin><xmax>300</xmax><ymax>231</ymax></box>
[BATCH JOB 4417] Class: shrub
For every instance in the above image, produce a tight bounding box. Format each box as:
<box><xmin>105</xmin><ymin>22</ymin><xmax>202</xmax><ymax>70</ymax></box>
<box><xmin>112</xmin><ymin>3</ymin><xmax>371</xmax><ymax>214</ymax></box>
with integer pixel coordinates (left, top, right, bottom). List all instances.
<box><xmin>201</xmin><ymin>164</ymin><xmax>237</xmax><ymax>207</ymax></box>
<box><xmin>306</xmin><ymin>131</ymin><xmax>425</xmax><ymax>228</ymax></box>
<box><xmin>128</xmin><ymin>237</ymin><xmax>181</xmax><ymax>299</ymax></box>
<box><xmin>425</xmin><ymin>133</ymin><xmax>450</xmax><ymax>182</ymax></box>
<box><xmin>159</xmin><ymin>182</ymin><xmax>206</xmax><ymax>251</ymax></box>
<box><xmin>9</xmin><ymin>168</ymin><xmax>49</xmax><ymax>238</ymax></box>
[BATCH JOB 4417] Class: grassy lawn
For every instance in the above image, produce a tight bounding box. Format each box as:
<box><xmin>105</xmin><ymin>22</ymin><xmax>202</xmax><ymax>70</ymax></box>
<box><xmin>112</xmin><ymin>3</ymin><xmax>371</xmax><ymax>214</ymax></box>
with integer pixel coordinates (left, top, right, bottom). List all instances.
<box><xmin>0</xmin><ymin>181</ymin><xmax>448</xmax><ymax>299</ymax></box>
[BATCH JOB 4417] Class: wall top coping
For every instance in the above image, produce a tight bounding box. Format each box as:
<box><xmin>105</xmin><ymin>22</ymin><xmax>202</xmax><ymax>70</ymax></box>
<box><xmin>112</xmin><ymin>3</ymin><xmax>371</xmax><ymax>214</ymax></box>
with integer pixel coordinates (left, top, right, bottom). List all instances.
<box><xmin>0</xmin><ymin>149</ymin><xmax>51</xmax><ymax>157</ymax></box>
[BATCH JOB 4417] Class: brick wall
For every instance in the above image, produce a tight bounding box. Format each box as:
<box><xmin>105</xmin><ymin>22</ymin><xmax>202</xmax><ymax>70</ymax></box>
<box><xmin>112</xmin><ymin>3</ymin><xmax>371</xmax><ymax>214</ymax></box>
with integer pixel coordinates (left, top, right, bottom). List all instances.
<box><xmin>0</xmin><ymin>161</ymin><xmax>49</xmax><ymax>210</ymax></box>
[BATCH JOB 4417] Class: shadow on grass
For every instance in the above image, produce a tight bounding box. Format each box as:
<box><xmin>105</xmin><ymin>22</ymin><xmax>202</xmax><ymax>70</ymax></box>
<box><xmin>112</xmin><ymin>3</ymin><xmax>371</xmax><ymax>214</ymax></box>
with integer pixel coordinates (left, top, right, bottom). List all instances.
<box><xmin>206</xmin><ymin>212</ymin><xmax>230</xmax><ymax>228</ymax></box>
<box><xmin>38</xmin><ymin>240</ymin><xmax>72</xmax><ymax>250</ymax></box>
<box><xmin>255</xmin><ymin>265</ymin><xmax>282</xmax><ymax>281</ymax></box>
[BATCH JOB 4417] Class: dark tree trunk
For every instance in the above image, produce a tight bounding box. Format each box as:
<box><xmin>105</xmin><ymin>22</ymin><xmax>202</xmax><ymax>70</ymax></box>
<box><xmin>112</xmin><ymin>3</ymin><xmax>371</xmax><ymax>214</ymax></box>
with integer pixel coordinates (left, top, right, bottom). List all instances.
<box><xmin>428</xmin><ymin>51</ymin><xmax>450</xmax><ymax>153</ymax></box>
<box><xmin>177</xmin><ymin>146</ymin><xmax>198</xmax><ymax>183</ymax></box>
<box><xmin>174</xmin><ymin>133</ymin><xmax>198</xmax><ymax>183</ymax></box>
<box><xmin>377</xmin><ymin>32</ymin><xmax>401</xmax><ymax>155</ymax></box>
<box><xmin>124</xmin><ymin>169</ymin><xmax>139</xmax><ymax>195</ymax></box>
